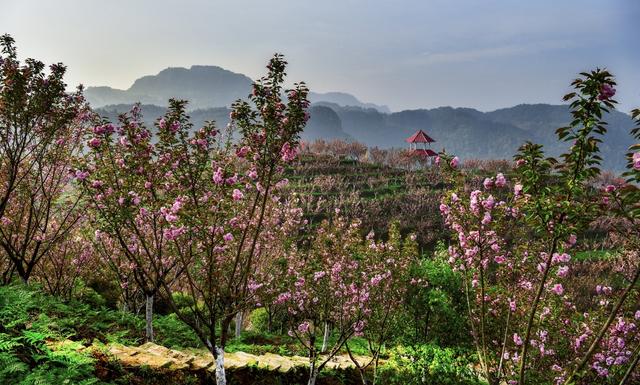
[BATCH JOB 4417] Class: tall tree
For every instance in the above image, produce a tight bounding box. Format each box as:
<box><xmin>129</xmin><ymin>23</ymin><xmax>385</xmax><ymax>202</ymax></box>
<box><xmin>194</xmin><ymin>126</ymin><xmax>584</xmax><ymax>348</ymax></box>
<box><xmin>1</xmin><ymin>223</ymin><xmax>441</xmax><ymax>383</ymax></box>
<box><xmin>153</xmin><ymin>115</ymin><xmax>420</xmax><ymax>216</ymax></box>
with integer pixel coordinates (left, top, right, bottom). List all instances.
<box><xmin>0</xmin><ymin>34</ymin><xmax>89</xmax><ymax>284</ymax></box>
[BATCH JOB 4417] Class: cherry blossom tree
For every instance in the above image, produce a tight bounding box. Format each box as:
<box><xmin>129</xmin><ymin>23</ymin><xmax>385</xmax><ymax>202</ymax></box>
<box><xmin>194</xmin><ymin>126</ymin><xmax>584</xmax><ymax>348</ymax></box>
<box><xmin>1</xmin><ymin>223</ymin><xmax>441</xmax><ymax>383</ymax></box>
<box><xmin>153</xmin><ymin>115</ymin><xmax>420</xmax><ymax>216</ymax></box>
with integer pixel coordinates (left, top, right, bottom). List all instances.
<box><xmin>272</xmin><ymin>217</ymin><xmax>414</xmax><ymax>385</ymax></box>
<box><xmin>439</xmin><ymin>70</ymin><xmax>640</xmax><ymax>385</ymax></box>
<box><xmin>0</xmin><ymin>34</ymin><xmax>90</xmax><ymax>284</ymax></box>
<box><xmin>82</xmin><ymin>54</ymin><xmax>309</xmax><ymax>385</ymax></box>
<box><xmin>344</xmin><ymin>222</ymin><xmax>415</xmax><ymax>385</ymax></box>
<box><xmin>79</xmin><ymin>105</ymin><xmax>187</xmax><ymax>342</ymax></box>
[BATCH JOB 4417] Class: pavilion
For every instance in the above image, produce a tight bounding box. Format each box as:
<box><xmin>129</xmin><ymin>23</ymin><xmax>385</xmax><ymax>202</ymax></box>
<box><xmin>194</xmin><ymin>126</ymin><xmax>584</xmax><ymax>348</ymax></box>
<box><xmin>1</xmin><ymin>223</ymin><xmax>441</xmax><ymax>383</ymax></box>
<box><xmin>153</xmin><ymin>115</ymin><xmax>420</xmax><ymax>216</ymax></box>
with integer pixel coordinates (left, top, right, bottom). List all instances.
<box><xmin>405</xmin><ymin>129</ymin><xmax>437</xmax><ymax>157</ymax></box>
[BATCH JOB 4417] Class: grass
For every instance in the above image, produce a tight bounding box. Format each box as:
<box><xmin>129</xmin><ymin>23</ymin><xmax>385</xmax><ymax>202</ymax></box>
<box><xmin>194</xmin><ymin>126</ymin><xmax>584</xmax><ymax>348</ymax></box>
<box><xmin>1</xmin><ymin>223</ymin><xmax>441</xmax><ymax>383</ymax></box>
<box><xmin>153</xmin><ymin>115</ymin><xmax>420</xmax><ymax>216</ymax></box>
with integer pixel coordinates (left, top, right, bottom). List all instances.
<box><xmin>573</xmin><ymin>249</ymin><xmax>618</xmax><ymax>261</ymax></box>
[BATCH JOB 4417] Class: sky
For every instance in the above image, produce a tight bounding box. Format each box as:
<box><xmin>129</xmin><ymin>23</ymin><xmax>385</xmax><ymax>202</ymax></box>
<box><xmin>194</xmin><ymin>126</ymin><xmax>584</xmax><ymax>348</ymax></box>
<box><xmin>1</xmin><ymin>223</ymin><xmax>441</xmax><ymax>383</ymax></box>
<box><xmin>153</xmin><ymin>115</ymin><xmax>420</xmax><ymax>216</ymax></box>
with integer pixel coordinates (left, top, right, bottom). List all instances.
<box><xmin>1</xmin><ymin>0</ymin><xmax>639</xmax><ymax>112</ymax></box>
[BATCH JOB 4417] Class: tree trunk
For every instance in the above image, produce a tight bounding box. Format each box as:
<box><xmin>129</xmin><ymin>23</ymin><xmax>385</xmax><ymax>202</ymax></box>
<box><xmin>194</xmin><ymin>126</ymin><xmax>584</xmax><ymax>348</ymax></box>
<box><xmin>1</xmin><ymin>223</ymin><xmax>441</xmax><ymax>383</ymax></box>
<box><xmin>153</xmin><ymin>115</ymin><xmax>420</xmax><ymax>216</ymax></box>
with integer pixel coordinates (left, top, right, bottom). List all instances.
<box><xmin>308</xmin><ymin>360</ymin><xmax>318</xmax><ymax>385</ymax></box>
<box><xmin>321</xmin><ymin>322</ymin><xmax>330</xmax><ymax>353</ymax></box>
<box><xmin>214</xmin><ymin>346</ymin><xmax>227</xmax><ymax>385</ymax></box>
<box><xmin>235</xmin><ymin>312</ymin><xmax>243</xmax><ymax>339</ymax></box>
<box><xmin>145</xmin><ymin>293</ymin><xmax>154</xmax><ymax>342</ymax></box>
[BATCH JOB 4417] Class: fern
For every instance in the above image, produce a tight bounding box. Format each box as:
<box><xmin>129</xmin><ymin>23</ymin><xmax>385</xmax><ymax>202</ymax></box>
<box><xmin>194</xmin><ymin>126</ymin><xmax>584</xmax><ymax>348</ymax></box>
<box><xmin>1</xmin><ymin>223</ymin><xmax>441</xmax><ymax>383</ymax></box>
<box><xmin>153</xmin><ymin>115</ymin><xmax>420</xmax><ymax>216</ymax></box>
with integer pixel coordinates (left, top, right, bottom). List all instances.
<box><xmin>0</xmin><ymin>285</ymin><xmax>106</xmax><ymax>385</ymax></box>
<box><xmin>0</xmin><ymin>333</ymin><xmax>22</xmax><ymax>351</ymax></box>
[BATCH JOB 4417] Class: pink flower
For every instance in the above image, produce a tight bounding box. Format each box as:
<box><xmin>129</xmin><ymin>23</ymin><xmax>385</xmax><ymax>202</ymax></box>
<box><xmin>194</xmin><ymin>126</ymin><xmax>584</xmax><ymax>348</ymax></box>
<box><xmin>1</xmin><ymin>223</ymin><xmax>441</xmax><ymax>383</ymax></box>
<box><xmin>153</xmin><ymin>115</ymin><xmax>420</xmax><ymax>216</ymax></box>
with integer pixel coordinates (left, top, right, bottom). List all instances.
<box><xmin>482</xmin><ymin>195</ymin><xmax>495</xmax><ymax>210</ymax></box>
<box><xmin>434</xmin><ymin>156</ymin><xmax>441</xmax><ymax>165</ymax></box>
<box><xmin>605</xmin><ymin>184</ymin><xmax>616</xmax><ymax>193</ymax></box>
<box><xmin>297</xmin><ymin>321</ymin><xmax>310</xmax><ymax>334</ymax></box>
<box><xmin>280</xmin><ymin>142</ymin><xmax>298</xmax><ymax>162</ymax></box>
<box><xmin>313</xmin><ymin>271</ymin><xmax>326</xmax><ymax>281</ymax></box>
<box><xmin>509</xmin><ymin>299</ymin><xmax>516</xmax><ymax>312</ymax></box>
<box><xmin>598</xmin><ymin>84</ymin><xmax>616</xmax><ymax>101</ymax></box>
<box><xmin>514</xmin><ymin>183</ymin><xmax>523</xmax><ymax>196</ymax></box>
<box><xmin>551</xmin><ymin>284</ymin><xmax>564</xmax><ymax>295</ymax></box>
<box><xmin>232</xmin><ymin>188</ymin><xmax>244</xmax><ymax>201</ymax></box>
<box><xmin>483</xmin><ymin>178</ymin><xmax>494</xmax><ymax>190</ymax></box>
<box><xmin>247</xmin><ymin>281</ymin><xmax>263</xmax><ymax>292</ymax></box>
<box><xmin>633</xmin><ymin>152</ymin><xmax>640</xmax><ymax>170</ymax></box>
<box><xmin>236</xmin><ymin>146</ymin><xmax>250</xmax><ymax>158</ymax></box>
<box><xmin>481</xmin><ymin>212</ymin><xmax>492</xmax><ymax>225</ymax></box>
<box><xmin>171</xmin><ymin>198</ymin><xmax>184</xmax><ymax>213</ymax></box>
<box><xmin>552</xmin><ymin>253</ymin><xmax>571</xmax><ymax>264</ymax></box>
<box><xmin>513</xmin><ymin>333</ymin><xmax>523</xmax><ymax>346</ymax></box>
<box><xmin>450</xmin><ymin>156</ymin><xmax>459</xmax><ymax>168</ymax></box>
<box><xmin>164</xmin><ymin>226</ymin><xmax>185</xmax><ymax>240</ymax></box>
<box><xmin>557</xmin><ymin>266</ymin><xmax>569</xmax><ymax>278</ymax></box>
<box><xmin>495</xmin><ymin>173</ymin><xmax>506</xmax><ymax>188</ymax></box>
<box><xmin>213</xmin><ymin>167</ymin><xmax>224</xmax><ymax>185</ymax></box>
<box><xmin>223</xmin><ymin>233</ymin><xmax>234</xmax><ymax>242</ymax></box>
<box><xmin>75</xmin><ymin>170</ymin><xmax>89</xmax><ymax>180</ymax></box>
<box><xmin>88</xmin><ymin>137</ymin><xmax>102</xmax><ymax>148</ymax></box>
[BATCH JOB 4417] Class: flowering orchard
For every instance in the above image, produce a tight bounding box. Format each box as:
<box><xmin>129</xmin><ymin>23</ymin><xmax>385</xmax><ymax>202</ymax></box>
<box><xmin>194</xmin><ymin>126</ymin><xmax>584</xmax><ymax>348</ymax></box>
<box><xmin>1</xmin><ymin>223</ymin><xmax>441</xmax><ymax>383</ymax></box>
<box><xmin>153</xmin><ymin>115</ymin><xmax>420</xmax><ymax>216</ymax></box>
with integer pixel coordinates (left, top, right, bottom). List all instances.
<box><xmin>2</xmin><ymin>33</ymin><xmax>640</xmax><ymax>385</ymax></box>
<box><xmin>439</xmin><ymin>70</ymin><xmax>640</xmax><ymax>385</ymax></box>
<box><xmin>262</xmin><ymin>217</ymin><xmax>414</xmax><ymax>385</ymax></box>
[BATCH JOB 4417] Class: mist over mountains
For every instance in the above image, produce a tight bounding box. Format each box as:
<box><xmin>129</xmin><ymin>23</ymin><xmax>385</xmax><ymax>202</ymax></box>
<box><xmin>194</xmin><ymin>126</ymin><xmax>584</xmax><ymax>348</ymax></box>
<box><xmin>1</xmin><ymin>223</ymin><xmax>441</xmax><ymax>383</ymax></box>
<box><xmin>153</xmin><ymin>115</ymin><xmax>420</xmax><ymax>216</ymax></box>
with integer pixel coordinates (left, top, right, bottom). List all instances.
<box><xmin>88</xmin><ymin>65</ymin><xmax>635</xmax><ymax>171</ymax></box>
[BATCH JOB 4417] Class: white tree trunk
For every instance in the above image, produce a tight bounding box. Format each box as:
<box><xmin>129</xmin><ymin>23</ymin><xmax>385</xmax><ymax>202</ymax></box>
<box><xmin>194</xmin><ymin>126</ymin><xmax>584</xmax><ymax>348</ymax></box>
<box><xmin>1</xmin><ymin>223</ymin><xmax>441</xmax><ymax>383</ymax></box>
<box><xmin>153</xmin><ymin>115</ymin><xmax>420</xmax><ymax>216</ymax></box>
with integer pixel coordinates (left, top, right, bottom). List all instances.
<box><xmin>321</xmin><ymin>322</ymin><xmax>330</xmax><ymax>353</ymax></box>
<box><xmin>308</xmin><ymin>361</ymin><xmax>318</xmax><ymax>385</ymax></box>
<box><xmin>214</xmin><ymin>346</ymin><xmax>227</xmax><ymax>385</ymax></box>
<box><xmin>235</xmin><ymin>312</ymin><xmax>243</xmax><ymax>339</ymax></box>
<box><xmin>145</xmin><ymin>294</ymin><xmax>154</xmax><ymax>342</ymax></box>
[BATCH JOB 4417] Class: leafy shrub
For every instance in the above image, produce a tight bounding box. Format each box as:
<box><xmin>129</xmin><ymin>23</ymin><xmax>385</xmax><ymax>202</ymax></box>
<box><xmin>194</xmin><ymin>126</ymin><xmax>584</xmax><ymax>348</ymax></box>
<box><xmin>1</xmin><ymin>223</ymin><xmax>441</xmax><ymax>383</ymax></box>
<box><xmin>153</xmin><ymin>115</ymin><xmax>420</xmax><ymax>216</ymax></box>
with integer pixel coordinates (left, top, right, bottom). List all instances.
<box><xmin>378</xmin><ymin>344</ymin><xmax>484</xmax><ymax>385</ymax></box>
<box><xmin>248</xmin><ymin>308</ymin><xmax>270</xmax><ymax>334</ymax></box>
<box><xmin>399</xmin><ymin>242</ymin><xmax>470</xmax><ymax>347</ymax></box>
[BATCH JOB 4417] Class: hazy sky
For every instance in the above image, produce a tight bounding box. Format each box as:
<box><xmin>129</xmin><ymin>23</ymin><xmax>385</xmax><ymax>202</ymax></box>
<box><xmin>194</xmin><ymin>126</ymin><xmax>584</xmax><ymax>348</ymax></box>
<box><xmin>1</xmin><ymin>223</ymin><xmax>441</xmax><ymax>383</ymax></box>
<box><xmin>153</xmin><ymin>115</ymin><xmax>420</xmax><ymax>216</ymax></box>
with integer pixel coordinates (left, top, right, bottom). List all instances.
<box><xmin>2</xmin><ymin>0</ymin><xmax>639</xmax><ymax>112</ymax></box>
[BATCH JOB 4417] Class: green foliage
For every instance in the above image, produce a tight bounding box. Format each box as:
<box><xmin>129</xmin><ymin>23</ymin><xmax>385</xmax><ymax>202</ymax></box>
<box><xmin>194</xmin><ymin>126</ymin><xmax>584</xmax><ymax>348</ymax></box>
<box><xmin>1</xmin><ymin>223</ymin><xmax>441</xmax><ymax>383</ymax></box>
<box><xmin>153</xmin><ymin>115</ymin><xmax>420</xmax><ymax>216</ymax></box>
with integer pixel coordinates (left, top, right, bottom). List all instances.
<box><xmin>153</xmin><ymin>314</ymin><xmax>201</xmax><ymax>349</ymax></box>
<box><xmin>248</xmin><ymin>308</ymin><xmax>270</xmax><ymax>334</ymax></box>
<box><xmin>0</xmin><ymin>284</ymin><xmax>103</xmax><ymax>385</ymax></box>
<box><xmin>379</xmin><ymin>344</ymin><xmax>485</xmax><ymax>385</ymax></box>
<box><xmin>400</xmin><ymin>242</ymin><xmax>469</xmax><ymax>347</ymax></box>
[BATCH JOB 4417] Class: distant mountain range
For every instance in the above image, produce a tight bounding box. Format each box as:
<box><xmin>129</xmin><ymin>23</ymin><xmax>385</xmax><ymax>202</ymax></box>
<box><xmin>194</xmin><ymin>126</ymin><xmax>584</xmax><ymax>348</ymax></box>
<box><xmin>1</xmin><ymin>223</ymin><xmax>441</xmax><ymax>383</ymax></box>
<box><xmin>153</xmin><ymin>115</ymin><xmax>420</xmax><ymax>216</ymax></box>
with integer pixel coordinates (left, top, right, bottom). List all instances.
<box><xmin>85</xmin><ymin>65</ymin><xmax>390</xmax><ymax>112</ymax></box>
<box><xmin>88</xmin><ymin>65</ymin><xmax>635</xmax><ymax>171</ymax></box>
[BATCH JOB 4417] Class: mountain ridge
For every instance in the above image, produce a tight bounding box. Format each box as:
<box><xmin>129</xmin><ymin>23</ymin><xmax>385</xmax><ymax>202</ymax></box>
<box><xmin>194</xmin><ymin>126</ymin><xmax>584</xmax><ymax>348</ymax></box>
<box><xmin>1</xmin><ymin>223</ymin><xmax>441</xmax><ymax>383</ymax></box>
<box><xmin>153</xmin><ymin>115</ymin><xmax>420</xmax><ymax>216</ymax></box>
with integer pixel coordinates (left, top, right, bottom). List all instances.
<box><xmin>94</xmin><ymin>102</ymin><xmax>634</xmax><ymax>171</ymax></box>
<box><xmin>85</xmin><ymin>65</ymin><xmax>390</xmax><ymax>112</ymax></box>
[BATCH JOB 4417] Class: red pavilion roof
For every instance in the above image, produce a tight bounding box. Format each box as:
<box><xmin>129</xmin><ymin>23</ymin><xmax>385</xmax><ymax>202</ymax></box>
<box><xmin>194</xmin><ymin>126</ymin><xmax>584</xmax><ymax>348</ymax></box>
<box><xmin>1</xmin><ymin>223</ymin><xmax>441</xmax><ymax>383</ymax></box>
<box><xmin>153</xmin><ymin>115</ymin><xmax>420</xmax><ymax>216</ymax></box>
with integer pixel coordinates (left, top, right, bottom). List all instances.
<box><xmin>405</xmin><ymin>129</ymin><xmax>435</xmax><ymax>143</ymax></box>
<box><xmin>413</xmin><ymin>149</ymin><xmax>437</xmax><ymax>157</ymax></box>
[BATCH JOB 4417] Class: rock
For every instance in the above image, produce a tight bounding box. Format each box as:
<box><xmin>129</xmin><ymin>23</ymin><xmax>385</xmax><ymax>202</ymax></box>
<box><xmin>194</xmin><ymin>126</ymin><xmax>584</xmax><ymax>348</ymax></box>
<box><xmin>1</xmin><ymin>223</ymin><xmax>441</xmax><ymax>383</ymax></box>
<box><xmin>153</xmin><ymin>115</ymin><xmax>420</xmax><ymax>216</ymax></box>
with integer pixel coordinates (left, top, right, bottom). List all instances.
<box><xmin>51</xmin><ymin>339</ymin><xmax>376</xmax><ymax>377</ymax></box>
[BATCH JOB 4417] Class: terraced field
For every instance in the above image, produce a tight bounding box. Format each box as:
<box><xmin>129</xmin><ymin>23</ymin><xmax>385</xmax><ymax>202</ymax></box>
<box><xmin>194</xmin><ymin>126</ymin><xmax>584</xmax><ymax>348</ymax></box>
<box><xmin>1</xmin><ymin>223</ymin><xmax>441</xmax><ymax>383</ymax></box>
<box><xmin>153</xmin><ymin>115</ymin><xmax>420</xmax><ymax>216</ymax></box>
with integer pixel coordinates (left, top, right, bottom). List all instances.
<box><xmin>284</xmin><ymin>154</ymin><xmax>447</xmax><ymax>248</ymax></box>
